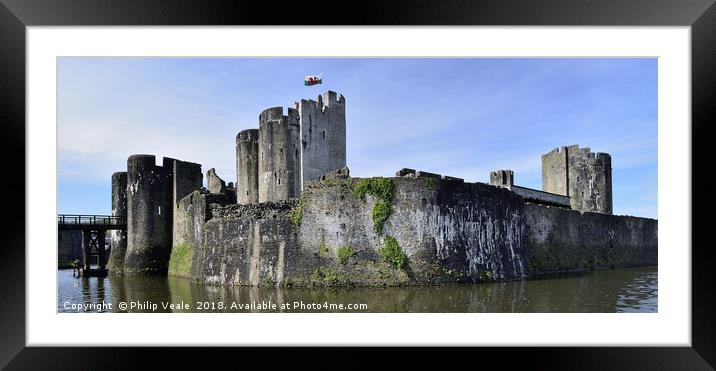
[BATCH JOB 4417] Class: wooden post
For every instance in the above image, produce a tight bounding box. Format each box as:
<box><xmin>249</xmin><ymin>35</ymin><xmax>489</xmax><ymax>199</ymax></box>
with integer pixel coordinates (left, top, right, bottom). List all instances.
<box><xmin>81</xmin><ymin>229</ymin><xmax>92</xmax><ymax>276</ymax></box>
<box><xmin>97</xmin><ymin>229</ymin><xmax>107</xmax><ymax>273</ymax></box>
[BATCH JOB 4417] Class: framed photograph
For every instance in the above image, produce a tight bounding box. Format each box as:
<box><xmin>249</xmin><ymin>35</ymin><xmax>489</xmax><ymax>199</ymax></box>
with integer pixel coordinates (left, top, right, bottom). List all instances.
<box><xmin>1</xmin><ymin>0</ymin><xmax>715</xmax><ymax>367</ymax></box>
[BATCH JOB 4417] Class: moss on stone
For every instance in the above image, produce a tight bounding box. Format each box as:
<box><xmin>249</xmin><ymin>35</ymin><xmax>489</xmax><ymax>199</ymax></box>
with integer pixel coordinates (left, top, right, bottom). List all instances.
<box><xmin>477</xmin><ymin>270</ymin><xmax>493</xmax><ymax>281</ymax></box>
<box><xmin>352</xmin><ymin>177</ymin><xmax>394</xmax><ymax>202</ymax></box>
<box><xmin>261</xmin><ymin>276</ymin><xmax>275</xmax><ymax>287</ymax></box>
<box><xmin>168</xmin><ymin>242</ymin><xmax>193</xmax><ymax>277</ymax></box>
<box><xmin>371</xmin><ymin>200</ymin><xmax>391</xmax><ymax>234</ymax></box>
<box><xmin>291</xmin><ymin>196</ymin><xmax>305</xmax><ymax>227</ymax></box>
<box><xmin>353</xmin><ymin>177</ymin><xmax>395</xmax><ymax>235</ymax></box>
<box><xmin>526</xmin><ymin>228</ymin><xmax>641</xmax><ymax>275</ymax></box>
<box><xmin>318</xmin><ymin>242</ymin><xmax>331</xmax><ymax>259</ymax></box>
<box><xmin>378</xmin><ymin>235</ymin><xmax>409</xmax><ymax>269</ymax></box>
<box><xmin>337</xmin><ymin>245</ymin><xmax>354</xmax><ymax>265</ymax></box>
<box><xmin>310</xmin><ymin>267</ymin><xmax>348</xmax><ymax>285</ymax></box>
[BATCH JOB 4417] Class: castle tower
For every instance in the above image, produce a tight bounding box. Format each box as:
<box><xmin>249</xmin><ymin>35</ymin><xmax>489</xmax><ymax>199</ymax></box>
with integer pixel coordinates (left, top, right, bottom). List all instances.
<box><xmin>490</xmin><ymin>169</ymin><xmax>514</xmax><ymax>188</ymax></box>
<box><xmin>298</xmin><ymin>91</ymin><xmax>346</xmax><ymax>190</ymax></box>
<box><xmin>172</xmin><ymin>159</ymin><xmax>203</xmax><ymax>206</ymax></box>
<box><xmin>258</xmin><ymin>107</ymin><xmax>301</xmax><ymax>202</ymax></box>
<box><xmin>107</xmin><ymin>171</ymin><xmax>128</xmax><ymax>274</ymax></box>
<box><xmin>124</xmin><ymin>155</ymin><xmax>174</xmax><ymax>274</ymax></box>
<box><xmin>542</xmin><ymin>145</ymin><xmax>612</xmax><ymax>214</ymax></box>
<box><xmin>124</xmin><ymin>155</ymin><xmax>203</xmax><ymax>274</ymax></box>
<box><xmin>236</xmin><ymin>129</ymin><xmax>259</xmax><ymax>204</ymax></box>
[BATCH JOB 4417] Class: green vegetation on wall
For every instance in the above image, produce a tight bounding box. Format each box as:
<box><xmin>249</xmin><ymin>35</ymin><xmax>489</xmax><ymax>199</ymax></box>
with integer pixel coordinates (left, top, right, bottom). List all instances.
<box><xmin>353</xmin><ymin>177</ymin><xmax>395</xmax><ymax>234</ymax></box>
<box><xmin>353</xmin><ymin>177</ymin><xmax>394</xmax><ymax>201</ymax></box>
<box><xmin>378</xmin><ymin>235</ymin><xmax>408</xmax><ymax>269</ymax></box>
<box><xmin>168</xmin><ymin>242</ymin><xmax>194</xmax><ymax>276</ymax></box>
<box><xmin>311</xmin><ymin>267</ymin><xmax>348</xmax><ymax>285</ymax></box>
<box><xmin>371</xmin><ymin>200</ymin><xmax>391</xmax><ymax>234</ymax></box>
<box><xmin>318</xmin><ymin>241</ymin><xmax>331</xmax><ymax>259</ymax></box>
<box><xmin>337</xmin><ymin>245</ymin><xmax>355</xmax><ymax>265</ymax></box>
<box><xmin>292</xmin><ymin>196</ymin><xmax>305</xmax><ymax>227</ymax></box>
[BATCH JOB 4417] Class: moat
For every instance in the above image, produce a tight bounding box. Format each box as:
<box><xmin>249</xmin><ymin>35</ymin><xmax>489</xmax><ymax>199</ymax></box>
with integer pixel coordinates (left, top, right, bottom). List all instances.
<box><xmin>58</xmin><ymin>266</ymin><xmax>657</xmax><ymax>313</ymax></box>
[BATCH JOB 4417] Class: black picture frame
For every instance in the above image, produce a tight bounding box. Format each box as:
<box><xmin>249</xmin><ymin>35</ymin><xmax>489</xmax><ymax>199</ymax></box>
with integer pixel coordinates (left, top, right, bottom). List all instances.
<box><xmin>1</xmin><ymin>0</ymin><xmax>714</xmax><ymax>368</ymax></box>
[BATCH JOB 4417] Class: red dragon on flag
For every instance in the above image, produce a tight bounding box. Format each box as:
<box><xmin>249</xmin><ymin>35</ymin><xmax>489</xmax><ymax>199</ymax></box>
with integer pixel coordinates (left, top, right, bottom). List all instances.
<box><xmin>304</xmin><ymin>74</ymin><xmax>322</xmax><ymax>86</ymax></box>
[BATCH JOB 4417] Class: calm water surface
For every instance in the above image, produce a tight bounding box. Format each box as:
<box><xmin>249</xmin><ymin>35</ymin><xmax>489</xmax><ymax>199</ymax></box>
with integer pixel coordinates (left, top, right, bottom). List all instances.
<box><xmin>58</xmin><ymin>266</ymin><xmax>657</xmax><ymax>313</ymax></box>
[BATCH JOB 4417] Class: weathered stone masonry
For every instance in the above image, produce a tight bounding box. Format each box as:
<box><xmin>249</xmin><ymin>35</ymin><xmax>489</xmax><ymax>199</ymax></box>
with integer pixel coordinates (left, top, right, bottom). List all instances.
<box><xmin>542</xmin><ymin>144</ymin><xmax>612</xmax><ymax>214</ymax></box>
<box><xmin>116</xmin><ymin>155</ymin><xmax>202</xmax><ymax>275</ymax></box>
<box><xmin>258</xmin><ymin>107</ymin><xmax>301</xmax><ymax>202</ymax></box>
<box><xmin>236</xmin><ymin>91</ymin><xmax>347</xmax><ymax>204</ymax></box>
<box><xmin>105</xmin><ymin>90</ymin><xmax>654</xmax><ymax>285</ymax></box>
<box><xmin>107</xmin><ymin>171</ymin><xmax>127</xmax><ymax>272</ymax></box>
<box><xmin>171</xmin><ymin>177</ymin><xmax>656</xmax><ymax>286</ymax></box>
<box><xmin>236</xmin><ymin>129</ymin><xmax>259</xmax><ymax>204</ymax></box>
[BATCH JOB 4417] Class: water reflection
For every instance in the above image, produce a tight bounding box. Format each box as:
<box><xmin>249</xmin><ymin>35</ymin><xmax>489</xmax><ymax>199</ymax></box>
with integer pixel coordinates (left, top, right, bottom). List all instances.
<box><xmin>58</xmin><ymin>266</ymin><xmax>657</xmax><ymax>313</ymax></box>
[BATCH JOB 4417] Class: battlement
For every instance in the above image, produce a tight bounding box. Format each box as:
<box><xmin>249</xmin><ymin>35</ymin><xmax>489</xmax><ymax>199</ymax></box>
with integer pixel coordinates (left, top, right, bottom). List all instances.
<box><xmin>236</xmin><ymin>91</ymin><xmax>347</xmax><ymax>203</ymax></box>
<box><xmin>123</xmin><ymin>153</ymin><xmax>203</xmax><ymax>275</ymax></box>
<box><xmin>236</xmin><ymin>128</ymin><xmax>259</xmax><ymax>144</ymax></box>
<box><xmin>127</xmin><ymin>154</ymin><xmax>162</xmax><ymax>171</ymax></box>
<box><xmin>259</xmin><ymin>107</ymin><xmax>285</xmax><ymax>123</ymax></box>
<box><xmin>595</xmin><ymin>152</ymin><xmax>611</xmax><ymax>160</ymax></box>
<box><xmin>490</xmin><ymin>169</ymin><xmax>514</xmax><ymax>187</ymax></box>
<box><xmin>300</xmin><ymin>90</ymin><xmax>346</xmax><ymax>110</ymax></box>
<box><xmin>541</xmin><ymin>144</ymin><xmax>612</xmax><ymax>214</ymax></box>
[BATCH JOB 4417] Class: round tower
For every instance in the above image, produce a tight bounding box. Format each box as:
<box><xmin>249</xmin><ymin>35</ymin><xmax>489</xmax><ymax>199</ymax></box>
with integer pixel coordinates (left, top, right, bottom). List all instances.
<box><xmin>258</xmin><ymin>107</ymin><xmax>299</xmax><ymax>202</ymax></box>
<box><xmin>236</xmin><ymin>128</ymin><xmax>259</xmax><ymax>204</ymax></box>
<box><xmin>124</xmin><ymin>154</ymin><xmax>173</xmax><ymax>274</ymax></box>
<box><xmin>107</xmin><ymin>171</ymin><xmax>127</xmax><ymax>274</ymax></box>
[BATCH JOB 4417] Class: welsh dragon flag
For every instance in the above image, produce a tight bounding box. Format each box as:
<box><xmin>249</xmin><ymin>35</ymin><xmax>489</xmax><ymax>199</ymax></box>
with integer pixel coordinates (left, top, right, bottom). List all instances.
<box><xmin>304</xmin><ymin>74</ymin><xmax>322</xmax><ymax>86</ymax></box>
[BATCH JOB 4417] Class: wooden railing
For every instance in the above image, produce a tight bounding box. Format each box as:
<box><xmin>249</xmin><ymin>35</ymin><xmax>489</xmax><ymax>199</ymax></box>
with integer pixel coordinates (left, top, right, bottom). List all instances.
<box><xmin>57</xmin><ymin>214</ymin><xmax>126</xmax><ymax>229</ymax></box>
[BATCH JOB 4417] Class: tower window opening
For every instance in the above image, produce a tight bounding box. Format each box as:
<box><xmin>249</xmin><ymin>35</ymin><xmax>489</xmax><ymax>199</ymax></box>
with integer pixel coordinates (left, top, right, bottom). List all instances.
<box><xmin>158</xmin><ymin>206</ymin><xmax>161</xmax><ymax>216</ymax></box>
<box><xmin>322</xmin><ymin>131</ymin><xmax>325</xmax><ymax>140</ymax></box>
<box><xmin>278</xmin><ymin>178</ymin><xmax>281</xmax><ymax>185</ymax></box>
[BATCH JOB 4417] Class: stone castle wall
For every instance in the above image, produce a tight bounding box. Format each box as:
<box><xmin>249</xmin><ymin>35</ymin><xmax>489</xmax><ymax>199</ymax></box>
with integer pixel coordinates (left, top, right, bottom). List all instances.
<box><xmin>169</xmin><ymin>177</ymin><xmax>656</xmax><ymax>286</ymax></box>
<box><xmin>258</xmin><ymin>107</ymin><xmax>301</xmax><ymax>202</ymax></box>
<box><xmin>523</xmin><ymin>203</ymin><xmax>656</xmax><ymax>274</ymax></box>
<box><xmin>298</xmin><ymin>91</ymin><xmax>346</xmax><ymax>190</ymax></box>
<box><xmin>120</xmin><ymin>154</ymin><xmax>203</xmax><ymax>275</ymax></box>
<box><xmin>542</xmin><ymin>144</ymin><xmax>613</xmax><ymax>214</ymax></box>
<box><xmin>124</xmin><ymin>155</ymin><xmax>174</xmax><ymax>274</ymax></box>
<box><xmin>236</xmin><ymin>91</ymin><xmax>346</xmax><ymax>204</ymax></box>
<box><xmin>236</xmin><ymin>129</ymin><xmax>259</xmax><ymax>204</ymax></box>
<box><xmin>107</xmin><ymin>171</ymin><xmax>128</xmax><ymax>272</ymax></box>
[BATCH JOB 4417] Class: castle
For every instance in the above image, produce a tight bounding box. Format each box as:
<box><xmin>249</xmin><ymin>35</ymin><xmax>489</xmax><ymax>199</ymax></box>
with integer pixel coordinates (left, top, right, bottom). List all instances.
<box><xmin>235</xmin><ymin>91</ymin><xmax>346</xmax><ymax>203</ymax></box>
<box><xmin>489</xmin><ymin>145</ymin><xmax>613</xmax><ymax>214</ymax></box>
<box><xmin>107</xmin><ymin>91</ymin><xmax>347</xmax><ymax>274</ymax></box>
<box><xmin>102</xmin><ymin>90</ymin><xmax>655</xmax><ymax>285</ymax></box>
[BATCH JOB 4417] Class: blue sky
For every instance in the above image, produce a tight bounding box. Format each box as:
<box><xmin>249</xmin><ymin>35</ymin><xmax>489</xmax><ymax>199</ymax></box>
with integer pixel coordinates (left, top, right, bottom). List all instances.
<box><xmin>58</xmin><ymin>58</ymin><xmax>657</xmax><ymax>218</ymax></box>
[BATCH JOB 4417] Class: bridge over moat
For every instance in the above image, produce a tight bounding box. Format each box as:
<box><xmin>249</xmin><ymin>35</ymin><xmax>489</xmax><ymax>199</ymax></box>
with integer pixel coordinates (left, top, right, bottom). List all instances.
<box><xmin>58</xmin><ymin>214</ymin><xmax>126</xmax><ymax>277</ymax></box>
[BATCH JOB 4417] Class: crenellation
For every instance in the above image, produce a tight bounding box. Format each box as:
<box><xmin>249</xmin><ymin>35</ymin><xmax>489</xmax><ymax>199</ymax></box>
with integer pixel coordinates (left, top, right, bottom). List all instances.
<box><xmin>122</xmin><ymin>154</ymin><xmax>205</xmax><ymax>275</ymax></box>
<box><xmin>124</xmin><ymin>154</ymin><xmax>174</xmax><ymax>274</ymax></box>
<box><xmin>541</xmin><ymin>144</ymin><xmax>612</xmax><ymax>214</ymax></box>
<box><xmin>490</xmin><ymin>169</ymin><xmax>514</xmax><ymax>187</ymax></box>
<box><xmin>233</xmin><ymin>91</ymin><xmax>346</xmax><ymax>204</ymax></box>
